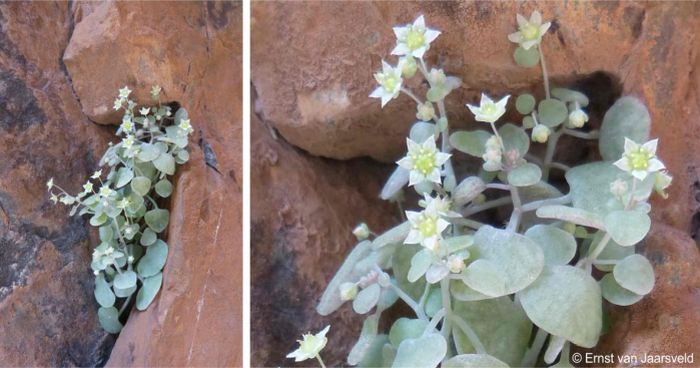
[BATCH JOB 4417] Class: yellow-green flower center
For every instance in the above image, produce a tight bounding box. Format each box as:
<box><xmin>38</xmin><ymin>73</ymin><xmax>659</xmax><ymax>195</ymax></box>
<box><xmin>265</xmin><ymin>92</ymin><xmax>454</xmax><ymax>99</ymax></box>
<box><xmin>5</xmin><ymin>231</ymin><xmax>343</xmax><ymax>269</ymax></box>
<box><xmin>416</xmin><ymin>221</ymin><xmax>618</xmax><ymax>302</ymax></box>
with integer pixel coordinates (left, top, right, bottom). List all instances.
<box><xmin>627</xmin><ymin>148</ymin><xmax>652</xmax><ymax>171</ymax></box>
<box><xmin>418</xmin><ymin>215</ymin><xmax>438</xmax><ymax>237</ymax></box>
<box><xmin>412</xmin><ymin>148</ymin><xmax>436</xmax><ymax>176</ymax></box>
<box><xmin>383</xmin><ymin>75</ymin><xmax>398</xmax><ymax>92</ymax></box>
<box><xmin>482</xmin><ymin>102</ymin><xmax>497</xmax><ymax>116</ymax></box>
<box><xmin>522</xmin><ymin>24</ymin><xmax>539</xmax><ymax>40</ymax></box>
<box><xmin>406</xmin><ymin>29</ymin><xmax>426</xmax><ymax>50</ymax></box>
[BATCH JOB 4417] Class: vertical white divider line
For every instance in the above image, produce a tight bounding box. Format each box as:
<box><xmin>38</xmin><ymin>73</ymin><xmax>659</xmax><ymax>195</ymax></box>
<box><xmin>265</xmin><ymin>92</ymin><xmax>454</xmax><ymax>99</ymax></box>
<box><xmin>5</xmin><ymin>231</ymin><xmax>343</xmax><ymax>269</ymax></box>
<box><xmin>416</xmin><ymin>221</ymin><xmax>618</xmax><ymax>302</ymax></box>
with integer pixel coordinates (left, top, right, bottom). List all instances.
<box><xmin>242</xmin><ymin>0</ymin><xmax>251</xmax><ymax>366</ymax></box>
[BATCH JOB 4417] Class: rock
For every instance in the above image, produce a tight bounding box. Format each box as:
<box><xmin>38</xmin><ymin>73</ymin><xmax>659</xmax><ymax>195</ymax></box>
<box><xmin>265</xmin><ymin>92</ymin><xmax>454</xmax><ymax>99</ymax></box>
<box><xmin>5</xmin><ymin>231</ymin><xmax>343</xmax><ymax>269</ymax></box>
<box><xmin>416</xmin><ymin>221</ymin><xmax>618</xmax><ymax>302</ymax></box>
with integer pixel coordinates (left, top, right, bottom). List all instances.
<box><xmin>250</xmin><ymin>111</ymin><xmax>398</xmax><ymax>366</ymax></box>
<box><xmin>59</xmin><ymin>2</ymin><xmax>245</xmax><ymax>366</ymax></box>
<box><xmin>585</xmin><ymin>224</ymin><xmax>700</xmax><ymax>366</ymax></box>
<box><xmin>0</xmin><ymin>2</ymin><xmax>116</xmax><ymax>366</ymax></box>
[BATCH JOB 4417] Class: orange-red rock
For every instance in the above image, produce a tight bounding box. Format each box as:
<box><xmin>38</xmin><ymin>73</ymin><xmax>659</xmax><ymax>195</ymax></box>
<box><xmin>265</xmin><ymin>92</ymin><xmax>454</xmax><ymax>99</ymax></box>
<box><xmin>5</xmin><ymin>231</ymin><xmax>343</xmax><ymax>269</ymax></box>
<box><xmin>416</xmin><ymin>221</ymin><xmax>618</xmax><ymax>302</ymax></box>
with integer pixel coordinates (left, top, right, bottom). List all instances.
<box><xmin>61</xmin><ymin>2</ymin><xmax>244</xmax><ymax>366</ymax></box>
<box><xmin>250</xmin><ymin>111</ymin><xmax>398</xmax><ymax>367</ymax></box>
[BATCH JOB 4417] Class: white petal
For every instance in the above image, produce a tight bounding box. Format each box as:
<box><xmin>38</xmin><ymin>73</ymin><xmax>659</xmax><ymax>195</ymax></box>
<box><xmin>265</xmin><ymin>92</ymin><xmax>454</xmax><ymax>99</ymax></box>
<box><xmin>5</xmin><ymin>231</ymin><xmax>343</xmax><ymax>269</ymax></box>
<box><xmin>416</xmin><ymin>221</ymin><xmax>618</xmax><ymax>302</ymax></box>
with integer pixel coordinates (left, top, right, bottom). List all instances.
<box><xmin>381</xmin><ymin>94</ymin><xmax>391</xmax><ymax>108</ymax></box>
<box><xmin>422</xmin><ymin>135</ymin><xmax>437</xmax><ymax>150</ymax></box>
<box><xmin>425</xmin><ymin>29</ymin><xmax>441</xmax><ymax>43</ymax></box>
<box><xmin>427</xmin><ymin>168</ymin><xmax>442</xmax><ymax>184</ymax></box>
<box><xmin>647</xmin><ymin>158</ymin><xmax>665</xmax><ymax>172</ymax></box>
<box><xmin>404</xmin><ymin>229</ymin><xmax>423</xmax><ymax>244</ymax></box>
<box><xmin>632</xmin><ymin>170</ymin><xmax>648</xmax><ymax>181</ymax></box>
<box><xmin>475</xmin><ymin>113</ymin><xmax>495</xmax><ymax>124</ymax></box>
<box><xmin>435</xmin><ymin>152</ymin><xmax>451</xmax><ymax>165</ymax></box>
<box><xmin>412</xmin><ymin>47</ymin><xmax>427</xmax><ymax>59</ymax></box>
<box><xmin>623</xmin><ymin>137</ymin><xmax>638</xmax><ymax>153</ymax></box>
<box><xmin>516</xmin><ymin>13</ymin><xmax>528</xmax><ymax>27</ymax></box>
<box><xmin>381</xmin><ymin>60</ymin><xmax>391</xmax><ymax>71</ymax></box>
<box><xmin>397</xmin><ymin>156</ymin><xmax>414</xmax><ymax>170</ymax></box>
<box><xmin>480</xmin><ymin>93</ymin><xmax>494</xmax><ymax>106</ymax></box>
<box><xmin>613</xmin><ymin>157</ymin><xmax>630</xmax><ymax>172</ymax></box>
<box><xmin>466</xmin><ymin>104</ymin><xmax>481</xmax><ymax>116</ymax></box>
<box><xmin>393</xmin><ymin>26</ymin><xmax>408</xmax><ymax>39</ymax></box>
<box><xmin>405</xmin><ymin>211</ymin><xmax>421</xmax><ymax>223</ymax></box>
<box><xmin>496</xmin><ymin>94</ymin><xmax>511</xmax><ymax>109</ymax></box>
<box><xmin>540</xmin><ymin>22</ymin><xmax>551</xmax><ymax>35</ymax></box>
<box><xmin>414</xmin><ymin>15</ymin><xmax>425</xmax><ymax>28</ymax></box>
<box><xmin>409</xmin><ymin>170</ymin><xmax>424</xmax><ymax>186</ymax></box>
<box><xmin>407</xmin><ymin>137</ymin><xmax>421</xmax><ymax>152</ymax></box>
<box><xmin>522</xmin><ymin>39</ymin><xmax>538</xmax><ymax>50</ymax></box>
<box><xmin>530</xmin><ymin>10</ymin><xmax>542</xmax><ymax>26</ymax></box>
<box><xmin>318</xmin><ymin>325</ymin><xmax>330</xmax><ymax>338</ymax></box>
<box><xmin>369</xmin><ymin>86</ymin><xmax>384</xmax><ymax>98</ymax></box>
<box><xmin>391</xmin><ymin>43</ymin><xmax>410</xmax><ymax>56</ymax></box>
<box><xmin>642</xmin><ymin>139</ymin><xmax>659</xmax><ymax>155</ymax></box>
<box><xmin>508</xmin><ymin>31</ymin><xmax>524</xmax><ymax>43</ymax></box>
<box><xmin>437</xmin><ymin>218</ymin><xmax>450</xmax><ymax>233</ymax></box>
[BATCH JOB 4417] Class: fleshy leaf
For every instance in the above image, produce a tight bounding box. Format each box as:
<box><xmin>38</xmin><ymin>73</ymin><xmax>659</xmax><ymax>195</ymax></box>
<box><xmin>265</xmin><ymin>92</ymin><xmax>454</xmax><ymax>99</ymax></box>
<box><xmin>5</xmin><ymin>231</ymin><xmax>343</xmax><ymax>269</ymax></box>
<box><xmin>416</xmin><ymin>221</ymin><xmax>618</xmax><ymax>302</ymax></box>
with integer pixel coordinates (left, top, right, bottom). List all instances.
<box><xmin>98</xmin><ymin>306</ymin><xmax>123</xmax><ymax>334</ymax></box>
<box><xmin>518</xmin><ymin>265</ymin><xmax>602</xmax><ymax>348</ymax></box>
<box><xmin>391</xmin><ymin>333</ymin><xmax>447</xmax><ymax>368</ymax></box>
<box><xmin>513</xmin><ymin>46</ymin><xmax>540</xmax><ymax>67</ymax></box>
<box><xmin>137</xmin><ymin>143</ymin><xmax>161</xmax><ymax>162</ymax></box>
<box><xmin>551</xmin><ymin>88</ymin><xmax>589</xmax><ymax>107</ymax></box>
<box><xmin>462</xmin><ymin>259</ymin><xmax>508</xmax><ymax>297</ymax></box>
<box><xmin>318</xmin><ymin>241</ymin><xmax>373</xmax><ymax>316</ymax></box>
<box><xmin>453</xmin><ymin>177</ymin><xmax>486</xmax><ymax>207</ymax></box>
<box><xmin>115</xmin><ymin>167</ymin><xmax>134</xmax><ymax>189</ymax></box>
<box><xmin>136</xmin><ymin>239</ymin><xmax>168</xmax><ymax>277</ymax></box>
<box><xmin>537</xmin><ymin>99</ymin><xmax>568</xmax><ymax>127</ymax></box>
<box><xmin>589</xmin><ymin>230</ymin><xmax>633</xmax><ymax>272</ymax></box>
<box><xmin>443</xmin><ymin>354</ymin><xmax>509</xmax><ymax>368</ymax></box>
<box><xmin>604</xmin><ymin>210</ymin><xmax>650</xmax><ymax>246</ymax></box>
<box><xmin>131</xmin><ymin>176</ymin><xmax>151</xmax><ymax>197</ymax></box>
<box><xmin>155</xmin><ymin>179</ymin><xmax>173</xmax><ymax>198</ymax></box>
<box><xmin>348</xmin><ymin>313</ymin><xmax>380</xmax><ymax>365</ymax></box>
<box><xmin>389</xmin><ymin>318</ymin><xmax>428</xmax><ymax>347</ymax></box>
<box><xmin>508</xmin><ymin>163</ymin><xmax>542</xmax><ymax>187</ymax></box>
<box><xmin>140</xmin><ymin>228</ymin><xmax>157</xmax><ymax>246</ymax></box>
<box><xmin>536</xmin><ymin>205</ymin><xmax>605</xmax><ymax>230</ymax></box>
<box><xmin>515</xmin><ymin>94</ymin><xmax>536</xmax><ymax>115</ymax></box>
<box><xmin>94</xmin><ymin>274</ymin><xmax>115</xmax><ymax>308</ymax></box>
<box><xmin>353</xmin><ymin>283</ymin><xmax>381</xmax><ymax>314</ymax></box>
<box><xmin>599</xmin><ymin>97</ymin><xmax>651</xmax><ymax>161</ymax></box>
<box><xmin>600</xmin><ymin>273</ymin><xmax>643</xmax><ymax>306</ymax></box>
<box><xmin>380</xmin><ymin>167</ymin><xmax>409</xmax><ymax>201</ymax></box>
<box><xmin>499</xmin><ymin>123</ymin><xmax>529</xmax><ymax>157</ymax></box>
<box><xmin>136</xmin><ymin>272</ymin><xmax>163</xmax><ymax>310</ymax></box>
<box><xmin>371</xmin><ymin>222</ymin><xmax>410</xmax><ymax>250</ymax></box>
<box><xmin>525</xmin><ymin>224</ymin><xmax>577</xmax><ymax>265</ymax></box>
<box><xmin>113</xmin><ymin>270</ymin><xmax>137</xmax><ymax>289</ymax></box>
<box><xmin>613</xmin><ymin>254</ymin><xmax>655</xmax><ymax>295</ymax></box>
<box><xmin>407</xmin><ymin>249</ymin><xmax>432</xmax><ymax>283</ymax></box>
<box><xmin>153</xmin><ymin>152</ymin><xmax>175</xmax><ymax>175</ymax></box>
<box><xmin>450</xmin><ymin>130</ymin><xmax>492</xmax><ymax>158</ymax></box>
<box><xmin>145</xmin><ymin>208</ymin><xmax>170</xmax><ymax>233</ymax></box>
<box><xmin>410</xmin><ymin>122</ymin><xmax>437</xmax><ymax>143</ymax></box>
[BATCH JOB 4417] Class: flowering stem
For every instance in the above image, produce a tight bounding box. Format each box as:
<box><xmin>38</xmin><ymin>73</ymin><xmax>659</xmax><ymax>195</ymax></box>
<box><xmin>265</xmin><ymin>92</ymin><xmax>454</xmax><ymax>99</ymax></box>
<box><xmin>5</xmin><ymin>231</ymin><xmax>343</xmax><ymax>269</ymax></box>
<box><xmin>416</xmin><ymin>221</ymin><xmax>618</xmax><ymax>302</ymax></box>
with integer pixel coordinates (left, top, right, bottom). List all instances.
<box><xmin>450</xmin><ymin>218</ymin><xmax>485</xmax><ymax>230</ymax></box>
<box><xmin>485</xmin><ymin>183</ymin><xmax>511</xmax><ymax>191</ymax></box>
<box><xmin>461</xmin><ymin>197</ymin><xmax>512</xmax><ymax>217</ymax></box>
<box><xmin>424</xmin><ymin>308</ymin><xmax>446</xmax><ymax>335</ymax></box>
<box><xmin>582</xmin><ymin>231</ymin><xmax>612</xmax><ymax>269</ymax></box>
<box><xmin>400</xmin><ymin>87</ymin><xmax>423</xmax><ymax>105</ymax></box>
<box><xmin>538</xmin><ymin>44</ymin><xmax>550</xmax><ymax>99</ymax></box>
<box><xmin>521</xmin><ymin>327</ymin><xmax>549</xmax><ymax>367</ymax></box>
<box><xmin>119</xmin><ymin>293</ymin><xmax>133</xmax><ymax>315</ymax></box>
<box><xmin>562</xmin><ymin>128</ymin><xmax>599</xmax><ymax>140</ymax></box>
<box><xmin>439</xmin><ymin>278</ymin><xmax>452</xmax><ymax>345</ymax></box>
<box><xmin>450</xmin><ymin>314</ymin><xmax>486</xmax><ymax>354</ymax></box>
<box><xmin>520</xmin><ymin>193</ymin><xmax>571</xmax><ymax>212</ymax></box>
<box><xmin>506</xmin><ymin>185</ymin><xmax>523</xmax><ymax>233</ymax></box>
<box><xmin>390</xmin><ymin>280</ymin><xmax>427</xmax><ymax>321</ymax></box>
<box><xmin>542</xmin><ymin>128</ymin><xmax>563</xmax><ymax>180</ymax></box>
<box><xmin>315</xmin><ymin>354</ymin><xmax>327</xmax><ymax>368</ymax></box>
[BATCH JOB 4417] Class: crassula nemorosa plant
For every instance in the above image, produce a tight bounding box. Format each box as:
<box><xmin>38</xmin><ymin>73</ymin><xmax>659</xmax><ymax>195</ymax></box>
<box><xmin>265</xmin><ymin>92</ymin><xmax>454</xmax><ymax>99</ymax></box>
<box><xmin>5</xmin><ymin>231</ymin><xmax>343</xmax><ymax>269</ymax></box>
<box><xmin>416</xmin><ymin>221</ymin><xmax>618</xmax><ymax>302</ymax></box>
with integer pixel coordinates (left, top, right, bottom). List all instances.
<box><xmin>47</xmin><ymin>85</ymin><xmax>193</xmax><ymax>333</ymax></box>
<box><xmin>301</xmin><ymin>12</ymin><xmax>672</xmax><ymax>368</ymax></box>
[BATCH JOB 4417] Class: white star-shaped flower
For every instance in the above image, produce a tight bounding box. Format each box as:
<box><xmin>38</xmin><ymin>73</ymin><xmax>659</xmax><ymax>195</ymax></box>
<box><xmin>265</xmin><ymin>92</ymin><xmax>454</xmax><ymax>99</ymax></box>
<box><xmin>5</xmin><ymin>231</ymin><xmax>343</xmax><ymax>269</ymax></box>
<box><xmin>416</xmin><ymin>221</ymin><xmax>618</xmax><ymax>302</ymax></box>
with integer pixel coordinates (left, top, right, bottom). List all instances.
<box><xmin>404</xmin><ymin>206</ymin><xmax>451</xmax><ymax>251</ymax></box>
<box><xmin>391</xmin><ymin>15</ymin><xmax>441</xmax><ymax>58</ymax></box>
<box><xmin>508</xmin><ymin>11</ymin><xmax>551</xmax><ymax>50</ymax></box>
<box><xmin>118</xmin><ymin>86</ymin><xmax>132</xmax><ymax>99</ymax></box>
<box><xmin>422</xmin><ymin>193</ymin><xmax>461</xmax><ymax>218</ymax></box>
<box><xmin>91</xmin><ymin>170</ymin><xmax>102</xmax><ymax>179</ymax></box>
<box><xmin>396</xmin><ymin>135</ymin><xmax>451</xmax><ymax>186</ymax></box>
<box><xmin>369</xmin><ymin>60</ymin><xmax>403</xmax><ymax>108</ymax></box>
<box><xmin>140</xmin><ymin>107</ymin><xmax>150</xmax><ymax>116</ymax></box>
<box><xmin>46</xmin><ymin>178</ymin><xmax>54</xmax><ymax>191</ymax></box>
<box><xmin>113</xmin><ymin>98</ymin><xmax>123</xmax><ymax>111</ymax></box>
<box><xmin>286</xmin><ymin>325</ymin><xmax>330</xmax><ymax>362</ymax></box>
<box><xmin>99</xmin><ymin>186</ymin><xmax>114</xmax><ymax>198</ymax></box>
<box><xmin>613</xmin><ymin>138</ymin><xmax>665</xmax><ymax>180</ymax></box>
<box><xmin>466</xmin><ymin>93</ymin><xmax>510</xmax><ymax>124</ymax></box>
<box><xmin>179</xmin><ymin>118</ymin><xmax>193</xmax><ymax>134</ymax></box>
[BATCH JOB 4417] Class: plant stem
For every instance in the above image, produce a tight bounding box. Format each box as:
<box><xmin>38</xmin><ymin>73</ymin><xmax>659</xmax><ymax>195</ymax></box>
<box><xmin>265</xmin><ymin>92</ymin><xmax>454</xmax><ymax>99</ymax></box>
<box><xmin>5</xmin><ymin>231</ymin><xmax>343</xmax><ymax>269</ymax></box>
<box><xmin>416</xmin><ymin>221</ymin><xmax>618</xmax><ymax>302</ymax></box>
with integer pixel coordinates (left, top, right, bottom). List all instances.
<box><xmin>538</xmin><ymin>44</ymin><xmax>550</xmax><ymax>99</ymax></box>
<box><xmin>450</xmin><ymin>218</ymin><xmax>485</xmax><ymax>230</ymax></box>
<box><xmin>485</xmin><ymin>183</ymin><xmax>510</xmax><ymax>191</ymax></box>
<box><xmin>390</xmin><ymin>281</ymin><xmax>427</xmax><ymax>321</ymax></box>
<box><xmin>521</xmin><ymin>328</ymin><xmax>549</xmax><ymax>367</ymax></box>
<box><xmin>400</xmin><ymin>87</ymin><xmax>423</xmax><ymax>105</ymax></box>
<box><xmin>315</xmin><ymin>354</ymin><xmax>327</xmax><ymax>368</ymax></box>
<box><xmin>450</xmin><ymin>314</ymin><xmax>486</xmax><ymax>354</ymax></box>
<box><xmin>461</xmin><ymin>197</ymin><xmax>512</xmax><ymax>217</ymax></box>
<box><xmin>506</xmin><ymin>185</ymin><xmax>523</xmax><ymax>233</ymax></box>
<box><xmin>562</xmin><ymin>128</ymin><xmax>599</xmax><ymax>140</ymax></box>
<box><xmin>542</xmin><ymin>128</ymin><xmax>563</xmax><ymax>180</ymax></box>
<box><xmin>425</xmin><ymin>308</ymin><xmax>446</xmax><ymax>335</ymax></box>
<box><xmin>582</xmin><ymin>231</ymin><xmax>612</xmax><ymax>270</ymax></box>
<box><xmin>119</xmin><ymin>293</ymin><xmax>133</xmax><ymax>315</ymax></box>
<box><xmin>544</xmin><ymin>335</ymin><xmax>566</xmax><ymax>364</ymax></box>
<box><xmin>439</xmin><ymin>278</ymin><xmax>452</xmax><ymax>343</ymax></box>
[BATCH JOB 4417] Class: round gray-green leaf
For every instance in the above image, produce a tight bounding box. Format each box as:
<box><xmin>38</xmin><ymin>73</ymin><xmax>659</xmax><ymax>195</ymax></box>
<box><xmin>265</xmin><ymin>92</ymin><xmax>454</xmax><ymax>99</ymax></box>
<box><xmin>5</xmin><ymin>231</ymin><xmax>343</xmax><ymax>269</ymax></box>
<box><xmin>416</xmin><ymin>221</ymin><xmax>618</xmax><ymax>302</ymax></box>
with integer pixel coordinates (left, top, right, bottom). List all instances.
<box><xmin>450</xmin><ymin>130</ymin><xmax>492</xmax><ymax>157</ymax></box>
<box><xmin>94</xmin><ymin>274</ymin><xmax>115</xmax><ymax>308</ymax></box>
<box><xmin>499</xmin><ymin>123</ymin><xmax>530</xmax><ymax>157</ymax></box>
<box><xmin>462</xmin><ymin>259</ymin><xmax>508</xmax><ymax>297</ymax></box>
<box><xmin>410</xmin><ymin>122</ymin><xmax>437</xmax><ymax>143</ymax></box>
<box><xmin>99</xmin><ymin>225</ymin><xmax>114</xmax><ymax>242</ymax></box>
<box><xmin>565</xmin><ymin>162</ymin><xmax>626</xmax><ymax>217</ymax></box>
<box><xmin>113</xmin><ymin>270</ymin><xmax>137</xmax><ymax>289</ymax></box>
<box><xmin>522</xmin><ymin>115</ymin><xmax>535</xmax><ymax>129</ymax></box>
<box><xmin>140</xmin><ymin>228</ymin><xmax>157</xmax><ymax>246</ymax></box>
<box><xmin>513</xmin><ymin>46</ymin><xmax>540</xmax><ymax>67</ymax></box>
<box><xmin>518</xmin><ymin>265</ymin><xmax>602</xmax><ymax>348</ymax></box>
<box><xmin>613</xmin><ymin>254</ymin><xmax>655</xmax><ymax>295</ymax></box>
<box><xmin>604</xmin><ymin>210</ymin><xmax>650</xmax><ymax>246</ymax></box>
<box><xmin>551</xmin><ymin>87</ymin><xmax>589</xmax><ymax>107</ymax></box>
<box><xmin>508</xmin><ymin>163</ymin><xmax>542</xmax><ymax>187</ymax></box>
<box><xmin>136</xmin><ymin>272</ymin><xmax>163</xmax><ymax>310</ymax></box>
<box><xmin>407</xmin><ymin>249</ymin><xmax>432</xmax><ymax>283</ymax></box>
<box><xmin>590</xmin><ymin>230</ymin><xmax>633</xmax><ymax>272</ymax></box>
<box><xmin>131</xmin><ymin>176</ymin><xmax>152</xmax><ymax>197</ymax></box>
<box><xmin>453</xmin><ymin>177</ymin><xmax>486</xmax><ymax>207</ymax></box>
<box><xmin>516</xmin><ymin>94</ymin><xmax>536</xmax><ymax>115</ymax></box>
<box><xmin>348</xmin><ymin>313</ymin><xmax>380</xmax><ymax>365</ymax></box>
<box><xmin>371</xmin><ymin>221</ymin><xmax>410</xmax><ymax>250</ymax></box>
<box><xmin>525</xmin><ymin>224</ymin><xmax>577</xmax><ymax>265</ymax></box>
<box><xmin>536</xmin><ymin>205</ymin><xmax>605</xmax><ymax>229</ymax></box>
<box><xmin>451</xmin><ymin>281</ymin><xmax>491</xmax><ymax>302</ymax></box>
<box><xmin>98</xmin><ymin>306</ymin><xmax>123</xmax><ymax>334</ymax></box>
<box><xmin>137</xmin><ymin>239</ymin><xmax>168</xmax><ymax>277</ymax></box>
<box><xmin>391</xmin><ymin>333</ymin><xmax>446</xmax><ymax>368</ymax></box>
<box><xmin>115</xmin><ymin>167</ymin><xmax>134</xmax><ymax>189</ymax></box>
<box><xmin>537</xmin><ymin>99</ymin><xmax>568</xmax><ymax>127</ymax></box>
<box><xmin>599</xmin><ymin>97</ymin><xmax>651</xmax><ymax>161</ymax></box>
<box><xmin>317</xmin><ymin>241</ymin><xmax>372</xmax><ymax>316</ymax></box>
<box><xmin>443</xmin><ymin>354</ymin><xmax>509</xmax><ymax>368</ymax></box>
<box><xmin>153</xmin><ymin>152</ymin><xmax>175</xmax><ymax>175</ymax></box>
<box><xmin>145</xmin><ymin>208</ymin><xmax>170</xmax><ymax>233</ymax></box>
<box><xmin>389</xmin><ymin>318</ymin><xmax>427</xmax><ymax>347</ymax></box>
<box><xmin>137</xmin><ymin>143</ymin><xmax>161</xmax><ymax>162</ymax></box>
<box><xmin>380</xmin><ymin>167</ymin><xmax>409</xmax><ymax>201</ymax></box>
<box><xmin>114</xmin><ymin>284</ymin><xmax>136</xmax><ymax>298</ymax></box>
<box><xmin>155</xmin><ymin>179</ymin><xmax>173</xmax><ymax>198</ymax></box>
<box><xmin>600</xmin><ymin>273</ymin><xmax>644</xmax><ymax>306</ymax></box>
<box><xmin>353</xmin><ymin>283</ymin><xmax>381</xmax><ymax>314</ymax></box>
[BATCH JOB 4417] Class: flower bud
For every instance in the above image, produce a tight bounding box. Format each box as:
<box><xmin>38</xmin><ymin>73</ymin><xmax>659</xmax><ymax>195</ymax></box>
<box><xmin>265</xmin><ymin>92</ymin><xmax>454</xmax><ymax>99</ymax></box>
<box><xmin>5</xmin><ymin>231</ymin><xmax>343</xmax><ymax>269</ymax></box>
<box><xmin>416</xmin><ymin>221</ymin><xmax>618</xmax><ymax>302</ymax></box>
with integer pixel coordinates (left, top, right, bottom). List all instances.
<box><xmin>339</xmin><ymin>282</ymin><xmax>358</xmax><ymax>301</ymax></box>
<box><xmin>472</xmin><ymin>194</ymin><xmax>487</xmax><ymax>205</ymax></box>
<box><xmin>400</xmin><ymin>56</ymin><xmax>417</xmax><ymax>78</ymax></box>
<box><xmin>352</xmin><ymin>223</ymin><xmax>370</xmax><ymax>241</ymax></box>
<box><xmin>531</xmin><ymin>124</ymin><xmax>550</xmax><ymax>143</ymax></box>
<box><xmin>416</xmin><ymin>102</ymin><xmax>436</xmax><ymax>122</ymax></box>
<box><xmin>568</xmin><ymin>108</ymin><xmax>589</xmax><ymax>128</ymax></box>
<box><xmin>447</xmin><ymin>255</ymin><xmax>465</xmax><ymax>273</ymax></box>
<box><xmin>653</xmin><ymin>171</ymin><xmax>672</xmax><ymax>199</ymax></box>
<box><xmin>562</xmin><ymin>222</ymin><xmax>576</xmax><ymax>234</ymax></box>
<box><xmin>610</xmin><ymin>179</ymin><xmax>628</xmax><ymax>197</ymax></box>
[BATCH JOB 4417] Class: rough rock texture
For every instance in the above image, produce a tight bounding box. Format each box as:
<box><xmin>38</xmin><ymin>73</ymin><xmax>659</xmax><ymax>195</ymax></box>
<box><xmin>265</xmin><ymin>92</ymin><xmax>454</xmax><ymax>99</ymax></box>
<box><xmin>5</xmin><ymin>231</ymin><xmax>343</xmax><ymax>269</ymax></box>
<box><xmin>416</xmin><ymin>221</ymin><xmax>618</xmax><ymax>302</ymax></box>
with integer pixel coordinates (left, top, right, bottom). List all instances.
<box><xmin>0</xmin><ymin>2</ymin><xmax>116</xmax><ymax>366</ymax></box>
<box><xmin>0</xmin><ymin>1</ymin><xmax>241</xmax><ymax>366</ymax></box>
<box><xmin>251</xmin><ymin>1</ymin><xmax>700</xmax><ymax>366</ymax></box>
<box><xmin>60</xmin><ymin>2</ymin><xmax>243</xmax><ymax>367</ymax></box>
<box><xmin>251</xmin><ymin>111</ymin><xmax>398</xmax><ymax>367</ymax></box>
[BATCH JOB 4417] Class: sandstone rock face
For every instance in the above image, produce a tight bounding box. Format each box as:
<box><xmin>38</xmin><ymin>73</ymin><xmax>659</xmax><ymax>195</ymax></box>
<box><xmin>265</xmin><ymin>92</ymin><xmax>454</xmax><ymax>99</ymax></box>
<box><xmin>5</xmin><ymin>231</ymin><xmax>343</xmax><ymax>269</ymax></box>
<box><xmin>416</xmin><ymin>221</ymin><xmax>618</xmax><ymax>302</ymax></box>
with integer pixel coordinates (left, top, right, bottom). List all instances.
<box><xmin>0</xmin><ymin>1</ymin><xmax>241</xmax><ymax>366</ymax></box>
<box><xmin>250</xmin><ymin>112</ymin><xmax>398</xmax><ymax>367</ymax></box>
<box><xmin>61</xmin><ymin>2</ymin><xmax>243</xmax><ymax>366</ymax></box>
<box><xmin>0</xmin><ymin>2</ymin><xmax>116</xmax><ymax>366</ymax></box>
<box><xmin>251</xmin><ymin>2</ymin><xmax>700</xmax><ymax>365</ymax></box>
